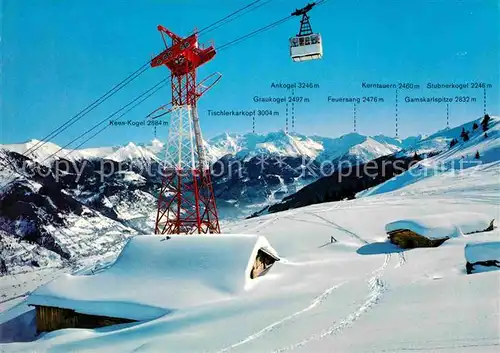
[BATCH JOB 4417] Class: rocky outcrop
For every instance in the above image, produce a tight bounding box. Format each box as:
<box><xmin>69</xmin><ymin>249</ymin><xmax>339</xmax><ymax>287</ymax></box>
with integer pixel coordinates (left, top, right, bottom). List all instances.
<box><xmin>211</xmin><ymin>154</ymin><xmax>319</xmax><ymax>204</ymax></box>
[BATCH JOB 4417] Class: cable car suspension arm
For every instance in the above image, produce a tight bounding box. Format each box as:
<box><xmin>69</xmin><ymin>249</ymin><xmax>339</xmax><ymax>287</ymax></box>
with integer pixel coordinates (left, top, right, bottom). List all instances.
<box><xmin>291</xmin><ymin>2</ymin><xmax>316</xmax><ymax>36</ymax></box>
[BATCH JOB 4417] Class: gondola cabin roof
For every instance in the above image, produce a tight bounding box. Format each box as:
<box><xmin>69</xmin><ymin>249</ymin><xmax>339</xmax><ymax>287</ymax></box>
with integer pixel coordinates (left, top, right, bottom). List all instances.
<box><xmin>290</xmin><ymin>33</ymin><xmax>323</xmax><ymax>62</ymax></box>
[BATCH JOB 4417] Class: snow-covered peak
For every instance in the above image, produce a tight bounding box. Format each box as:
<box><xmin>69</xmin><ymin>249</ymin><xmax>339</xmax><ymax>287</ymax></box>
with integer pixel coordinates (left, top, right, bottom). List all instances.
<box><xmin>205</xmin><ymin>130</ymin><xmax>409</xmax><ymax>163</ymax></box>
<box><xmin>148</xmin><ymin>139</ymin><xmax>164</xmax><ymax>154</ymax></box>
<box><xmin>346</xmin><ymin>136</ymin><xmax>401</xmax><ymax>162</ymax></box>
<box><xmin>372</xmin><ymin>134</ymin><xmax>425</xmax><ymax>150</ymax></box>
<box><xmin>204</xmin><ymin>131</ymin><xmax>324</xmax><ymax>161</ymax></box>
<box><xmin>0</xmin><ymin>140</ymin><xmax>160</xmax><ymax>165</ymax></box>
<box><xmin>254</xmin><ymin>132</ymin><xmax>323</xmax><ymax>159</ymax></box>
<box><xmin>105</xmin><ymin>142</ymin><xmax>159</xmax><ymax>163</ymax></box>
<box><xmin>1</xmin><ymin>131</ymin><xmax>417</xmax><ymax>166</ymax></box>
<box><xmin>1</xmin><ymin>139</ymin><xmax>67</xmax><ymax>162</ymax></box>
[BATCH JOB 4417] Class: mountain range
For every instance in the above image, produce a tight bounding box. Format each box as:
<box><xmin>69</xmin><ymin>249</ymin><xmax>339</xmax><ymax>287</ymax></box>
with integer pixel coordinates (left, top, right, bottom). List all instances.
<box><xmin>2</xmin><ymin>121</ymin><xmax>488</xmax><ymax>275</ymax></box>
<box><xmin>2</xmin><ymin>131</ymin><xmax>422</xmax><ymax>166</ymax></box>
<box><xmin>256</xmin><ymin>116</ymin><xmax>499</xmax><ymax>216</ymax></box>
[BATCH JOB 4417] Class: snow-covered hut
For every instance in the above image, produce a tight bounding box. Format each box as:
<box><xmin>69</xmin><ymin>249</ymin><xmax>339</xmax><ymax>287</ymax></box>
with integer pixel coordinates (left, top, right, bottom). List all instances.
<box><xmin>28</xmin><ymin>234</ymin><xmax>279</xmax><ymax>333</ymax></box>
<box><xmin>465</xmin><ymin>239</ymin><xmax>500</xmax><ymax>274</ymax></box>
<box><xmin>386</xmin><ymin>212</ymin><xmax>494</xmax><ymax>248</ymax></box>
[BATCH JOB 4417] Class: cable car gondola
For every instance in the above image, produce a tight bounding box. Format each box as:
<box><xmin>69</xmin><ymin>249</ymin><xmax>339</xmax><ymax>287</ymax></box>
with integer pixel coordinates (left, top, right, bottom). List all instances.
<box><xmin>290</xmin><ymin>2</ymin><xmax>322</xmax><ymax>62</ymax></box>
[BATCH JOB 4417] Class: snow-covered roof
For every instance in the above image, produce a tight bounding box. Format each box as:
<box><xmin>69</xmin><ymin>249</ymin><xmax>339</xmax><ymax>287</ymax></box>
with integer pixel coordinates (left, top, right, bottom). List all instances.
<box><xmin>465</xmin><ymin>238</ymin><xmax>500</xmax><ymax>264</ymax></box>
<box><xmin>27</xmin><ymin>234</ymin><xmax>279</xmax><ymax>321</ymax></box>
<box><xmin>385</xmin><ymin>212</ymin><xmax>494</xmax><ymax>239</ymax></box>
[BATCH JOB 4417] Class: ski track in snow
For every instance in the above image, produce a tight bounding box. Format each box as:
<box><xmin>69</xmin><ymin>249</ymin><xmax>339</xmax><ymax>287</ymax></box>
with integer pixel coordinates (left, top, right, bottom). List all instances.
<box><xmin>242</xmin><ymin>216</ymin><xmax>280</xmax><ymax>234</ymax></box>
<box><xmin>304</xmin><ymin>212</ymin><xmax>369</xmax><ymax>244</ymax></box>
<box><xmin>396</xmin><ymin>250</ymin><xmax>407</xmax><ymax>268</ymax></box>
<box><xmin>213</xmin><ymin>281</ymin><xmax>347</xmax><ymax>353</ymax></box>
<box><xmin>0</xmin><ymin>293</ymin><xmax>29</xmax><ymax>305</ymax></box>
<box><xmin>376</xmin><ymin>341</ymin><xmax>500</xmax><ymax>352</ymax></box>
<box><xmin>272</xmin><ymin>254</ymin><xmax>391</xmax><ymax>352</ymax></box>
<box><xmin>242</xmin><ymin>208</ymin><xmax>305</xmax><ymax>234</ymax></box>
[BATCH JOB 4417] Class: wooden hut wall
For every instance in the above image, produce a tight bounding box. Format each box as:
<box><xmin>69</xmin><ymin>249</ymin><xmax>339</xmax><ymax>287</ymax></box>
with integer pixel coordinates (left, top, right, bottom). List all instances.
<box><xmin>35</xmin><ymin>306</ymin><xmax>135</xmax><ymax>333</ymax></box>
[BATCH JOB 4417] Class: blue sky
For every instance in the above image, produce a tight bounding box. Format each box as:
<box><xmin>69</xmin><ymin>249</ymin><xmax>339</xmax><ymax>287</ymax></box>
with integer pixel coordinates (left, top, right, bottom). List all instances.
<box><xmin>1</xmin><ymin>0</ymin><xmax>499</xmax><ymax>147</ymax></box>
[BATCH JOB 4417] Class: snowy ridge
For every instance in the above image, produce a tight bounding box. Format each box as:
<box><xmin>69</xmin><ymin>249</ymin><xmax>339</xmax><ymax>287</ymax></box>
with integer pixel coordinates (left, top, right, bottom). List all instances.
<box><xmin>2</xmin><ymin>131</ymin><xmax>415</xmax><ymax>166</ymax></box>
<box><xmin>0</xmin><ymin>140</ymin><xmax>160</xmax><ymax>165</ymax></box>
<box><xmin>205</xmin><ymin>131</ymin><xmax>324</xmax><ymax>161</ymax></box>
<box><xmin>313</xmin><ymin>133</ymin><xmax>404</xmax><ymax>162</ymax></box>
<box><xmin>205</xmin><ymin>131</ymin><xmax>416</xmax><ymax>163</ymax></box>
<box><xmin>361</xmin><ymin>116</ymin><xmax>500</xmax><ymax>197</ymax></box>
<box><xmin>104</xmin><ymin>142</ymin><xmax>159</xmax><ymax>163</ymax></box>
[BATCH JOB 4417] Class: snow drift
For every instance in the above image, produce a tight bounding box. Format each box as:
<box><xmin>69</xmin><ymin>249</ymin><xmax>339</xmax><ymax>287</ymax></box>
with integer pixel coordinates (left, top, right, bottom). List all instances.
<box><xmin>465</xmin><ymin>241</ymin><xmax>500</xmax><ymax>263</ymax></box>
<box><xmin>27</xmin><ymin>234</ymin><xmax>279</xmax><ymax>321</ymax></box>
<box><xmin>385</xmin><ymin>212</ymin><xmax>494</xmax><ymax>240</ymax></box>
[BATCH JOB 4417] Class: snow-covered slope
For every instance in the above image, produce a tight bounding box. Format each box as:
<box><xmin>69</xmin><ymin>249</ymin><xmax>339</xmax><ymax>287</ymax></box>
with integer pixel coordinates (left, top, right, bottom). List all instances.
<box><xmin>1</xmin><ymin>117</ymin><xmax>497</xmax><ymax>276</ymax></box>
<box><xmin>1</xmin><ymin>153</ymin><xmax>498</xmax><ymax>352</ymax></box>
<box><xmin>361</xmin><ymin>116</ymin><xmax>500</xmax><ymax>197</ymax></box>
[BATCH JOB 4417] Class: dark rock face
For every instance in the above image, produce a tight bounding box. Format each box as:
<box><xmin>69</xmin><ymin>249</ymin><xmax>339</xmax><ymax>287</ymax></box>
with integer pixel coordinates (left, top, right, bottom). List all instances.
<box><xmin>0</xmin><ymin>142</ymin><xmax>407</xmax><ymax>267</ymax></box>
<box><xmin>0</xmin><ymin>150</ymin><xmax>320</xmax><ymax>263</ymax></box>
<box><xmin>211</xmin><ymin>155</ymin><xmax>320</xmax><ymax>205</ymax></box>
<box><xmin>251</xmin><ymin>154</ymin><xmax>422</xmax><ymax>217</ymax></box>
<box><xmin>1</xmin><ymin>258</ymin><xmax>8</xmax><ymax>275</ymax></box>
<box><xmin>0</xmin><ymin>178</ymin><xmax>80</xmax><ymax>259</ymax></box>
<box><xmin>0</xmin><ymin>151</ymin><xmax>163</xmax><ymax>261</ymax></box>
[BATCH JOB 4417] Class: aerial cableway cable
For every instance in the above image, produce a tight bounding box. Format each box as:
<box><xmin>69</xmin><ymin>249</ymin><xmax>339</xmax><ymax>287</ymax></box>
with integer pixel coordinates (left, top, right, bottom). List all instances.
<box><xmin>61</xmin><ymin>82</ymin><xmax>170</xmax><ymax>161</ymax></box>
<box><xmin>1</xmin><ymin>76</ymin><xmax>166</xmax><ymax>183</ymax></box>
<box><xmin>22</xmin><ymin>63</ymin><xmax>150</xmax><ymax>158</ymax></box>
<box><xmin>52</xmin><ymin>0</ymin><xmax>340</xmax><ymax>160</ymax></box>
<box><xmin>40</xmin><ymin>78</ymin><xmax>170</xmax><ymax>164</ymax></box>
<box><xmin>60</xmin><ymin>15</ymin><xmax>299</xmax><ymax>160</ymax></box>
<box><xmin>199</xmin><ymin>0</ymin><xmax>276</xmax><ymax>37</ymax></box>
<box><xmin>23</xmin><ymin>0</ymin><xmax>276</xmax><ymax>160</ymax></box>
<box><xmin>194</xmin><ymin>0</ymin><xmax>264</xmax><ymax>35</ymax></box>
<box><xmin>4</xmin><ymin>1</ymin><xmax>332</xmax><ymax>177</ymax></box>
<box><xmin>59</xmin><ymin>13</ymin><xmax>297</xmax><ymax>160</ymax></box>
<box><xmin>218</xmin><ymin>15</ymin><xmax>293</xmax><ymax>52</ymax></box>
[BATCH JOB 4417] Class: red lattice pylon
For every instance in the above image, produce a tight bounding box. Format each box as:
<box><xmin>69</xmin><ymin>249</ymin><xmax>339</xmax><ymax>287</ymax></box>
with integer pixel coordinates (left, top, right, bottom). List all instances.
<box><xmin>151</xmin><ymin>26</ymin><xmax>220</xmax><ymax>234</ymax></box>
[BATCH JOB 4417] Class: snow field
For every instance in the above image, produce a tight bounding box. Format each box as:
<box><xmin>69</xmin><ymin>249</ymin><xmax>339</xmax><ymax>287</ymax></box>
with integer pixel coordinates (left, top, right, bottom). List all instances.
<box><xmin>0</xmin><ymin>119</ymin><xmax>499</xmax><ymax>352</ymax></box>
<box><xmin>385</xmin><ymin>212</ymin><xmax>494</xmax><ymax>239</ymax></box>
